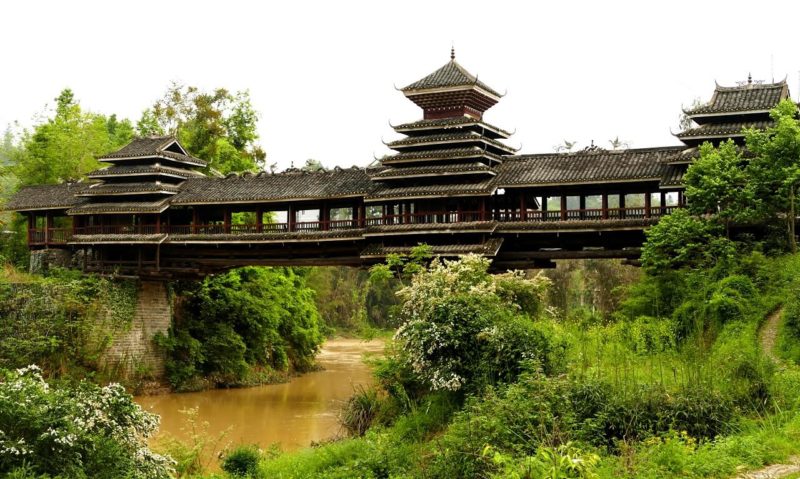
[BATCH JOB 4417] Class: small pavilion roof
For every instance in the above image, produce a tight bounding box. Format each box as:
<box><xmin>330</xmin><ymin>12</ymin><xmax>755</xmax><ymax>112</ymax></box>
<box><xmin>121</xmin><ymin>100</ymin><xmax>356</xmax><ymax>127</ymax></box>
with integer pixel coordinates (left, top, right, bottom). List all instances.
<box><xmin>401</xmin><ymin>58</ymin><xmax>501</xmax><ymax>98</ymax></box>
<box><xmin>99</xmin><ymin>136</ymin><xmax>207</xmax><ymax>167</ymax></box>
<box><xmin>684</xmin><ymin>80</ymin><xmax>789</xmax><ymax>116</ymax></box>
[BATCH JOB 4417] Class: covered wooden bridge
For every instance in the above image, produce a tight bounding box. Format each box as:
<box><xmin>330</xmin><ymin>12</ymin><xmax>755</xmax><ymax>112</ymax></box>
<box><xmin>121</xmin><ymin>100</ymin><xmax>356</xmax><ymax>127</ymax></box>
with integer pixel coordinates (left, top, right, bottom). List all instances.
<box><xmin>7</xmin><ymin>54</ymin><xmax>790</xmax><ymax>277</ymax></box>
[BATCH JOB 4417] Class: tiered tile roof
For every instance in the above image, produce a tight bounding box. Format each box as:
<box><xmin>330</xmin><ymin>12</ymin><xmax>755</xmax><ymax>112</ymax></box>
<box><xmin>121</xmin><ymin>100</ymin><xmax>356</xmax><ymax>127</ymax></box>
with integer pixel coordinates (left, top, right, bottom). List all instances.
<box><xmin>684</xmin><ymin>80</ymin><xmax>788</xmax><ymax>117</ymax></box>
<box><xmin>70</xmin><ymin>136</ymin><xmax>205</xmax><ymax>215</ymax></box>
<box><xmin>677</xmin><ymin>79</ymin><xmax>790</xmax><ymax>147</ymax></box>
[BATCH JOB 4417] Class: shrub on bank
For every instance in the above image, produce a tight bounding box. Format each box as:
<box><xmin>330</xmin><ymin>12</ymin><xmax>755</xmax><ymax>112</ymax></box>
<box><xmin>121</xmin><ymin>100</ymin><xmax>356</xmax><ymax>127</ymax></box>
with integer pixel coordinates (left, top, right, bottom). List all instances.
<box><xmin>160</xmin><ymin>267</ymin><xmax>324</xmax><ymax>390</ymax></box>
<box><xmin>0</xmin><ymin>365</ymin><xmax>173</xmax><ymax>478</ymax></box>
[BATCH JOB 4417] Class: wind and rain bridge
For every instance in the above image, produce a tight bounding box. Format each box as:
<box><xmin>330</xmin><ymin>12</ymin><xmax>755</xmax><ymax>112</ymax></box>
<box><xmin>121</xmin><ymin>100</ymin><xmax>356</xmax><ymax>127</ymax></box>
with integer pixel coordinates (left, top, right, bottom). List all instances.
<box><xmin>8</xmin><ymin>53</ymin><xmax>790</xmax><ymax>278</ymax></box>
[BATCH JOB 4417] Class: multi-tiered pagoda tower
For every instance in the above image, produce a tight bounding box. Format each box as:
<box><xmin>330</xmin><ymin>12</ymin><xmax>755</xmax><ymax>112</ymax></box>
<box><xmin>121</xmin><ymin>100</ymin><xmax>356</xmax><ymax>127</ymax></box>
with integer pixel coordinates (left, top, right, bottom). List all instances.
<box><xmin>69</xmin><ymin>136</ymin><xmax>206</xmax><ymax>234</ymax></box>
<box><xmin>367</xmin><ymin>49</ymin><xmax>516</xmax><ymax>221</ymax></box>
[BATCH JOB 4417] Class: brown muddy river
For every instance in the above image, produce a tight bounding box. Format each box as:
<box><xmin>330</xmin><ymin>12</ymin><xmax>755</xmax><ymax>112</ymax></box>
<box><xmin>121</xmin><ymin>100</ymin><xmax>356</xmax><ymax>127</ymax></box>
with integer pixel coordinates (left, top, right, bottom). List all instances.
<box><xmin>136</xmin><ymin>338</ymin><xmax>384</xmax><ymax>453</ymax></box>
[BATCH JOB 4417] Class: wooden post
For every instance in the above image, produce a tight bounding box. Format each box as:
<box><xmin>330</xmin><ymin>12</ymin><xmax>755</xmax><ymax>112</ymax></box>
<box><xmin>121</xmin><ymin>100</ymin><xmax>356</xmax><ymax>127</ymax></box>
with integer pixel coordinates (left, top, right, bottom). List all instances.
<box><xmin>602</xmin><ymin>194</ymin><xmax>609</xmax><ymax>219</ymax></box>
<box><xmin>520</xmin><ymin>194</ymin><xmax>527</xmax><ymax>221</ymax></box>
<box><xmin>321</xmin><ymin>202</ymin><xmax>329</xmax><ymax>231</ymax></box>
<box><xmin>480</xmin><ymin>198</ymin><xmax>486</xmax><ymax>221</ymax></box>
<box><xmin>45</xmin><ymin>212</ymin><xmax>52</xmax><ymax>245</ymax></box>
<box><xmin>192</xmin><ymin>208</ymin><xmax>199</xmax><ymax>234</ymax></box>
<box><xmin>660</xmin><ymin>191</ymin><xmax>667</xmax><ymax>215</ymax></box>
<box><xmin>358</xmin><ymin>202</ymin><xmax>366</xmax><ymax>228</ymax></box>
<box><xmin>560</xmin><ymin>195</ymin><xmax>567</xmax><ymax>221</ymax></box>
<box><xmin>155</xmin><ymin>214</ymin><xmax>161</xmax><ymax>234</ymax></box>
<box><xmin>619</xmin><ymin>194</ymin><xmax>626</xmax><ymax>219</ymax></box>
<box><xmin>256</xmin><ymin>208</ymin><xmax>263</xmax><ymax>233</ymax></box>
<box><xmin>644</xmin><ymin>193</ymin><xmax>651</xmax><ymax>218</ymax></box>
<box><xmin>288</xmin><ymin>204</ymin><xmax>295</xmax><ymax>232</ymax></box>
<box><xmin>224</xmin><ymin>209</ymin><xmax>231</xmax><ymax>234</ymax></box>
<box><xmin>579</xmin><ymin>195</ymin><xmax>586</xmax><ymax>220</ymax></box>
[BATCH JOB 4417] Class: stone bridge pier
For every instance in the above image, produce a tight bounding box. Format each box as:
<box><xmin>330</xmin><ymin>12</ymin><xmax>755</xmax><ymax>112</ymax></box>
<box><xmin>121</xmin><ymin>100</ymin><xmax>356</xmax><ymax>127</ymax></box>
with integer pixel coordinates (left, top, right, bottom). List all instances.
<box><xmin>105</xmin><ymin>281</ymin><xmax>171</xmax><ymax>378</ymax></box>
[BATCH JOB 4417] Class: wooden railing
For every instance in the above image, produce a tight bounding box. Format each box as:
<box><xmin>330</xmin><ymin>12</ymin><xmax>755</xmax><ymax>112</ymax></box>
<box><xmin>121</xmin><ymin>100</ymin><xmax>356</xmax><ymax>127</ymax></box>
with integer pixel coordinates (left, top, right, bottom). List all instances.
<box><xmin>26</xmin><ymin>206</ymin><xmax>681</xmax><ymax>245</ymax></box>
<box><xmin>28</xmin><ymin>228</ymin><xmax>73</xmax><ymax>245</ymax></box>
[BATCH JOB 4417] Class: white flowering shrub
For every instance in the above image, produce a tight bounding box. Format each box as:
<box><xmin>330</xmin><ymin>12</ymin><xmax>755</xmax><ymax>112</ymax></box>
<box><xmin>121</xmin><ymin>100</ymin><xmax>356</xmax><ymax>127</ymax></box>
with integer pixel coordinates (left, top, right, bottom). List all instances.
<box><xmin>393</xmin><ymin>255</ymin><xmax>560</xmax><ymax>393</ymax></box>
<box><xmin>0</xmin><ymin>365</ymin><xmax>174</xmax><ymax>478</ymax></box>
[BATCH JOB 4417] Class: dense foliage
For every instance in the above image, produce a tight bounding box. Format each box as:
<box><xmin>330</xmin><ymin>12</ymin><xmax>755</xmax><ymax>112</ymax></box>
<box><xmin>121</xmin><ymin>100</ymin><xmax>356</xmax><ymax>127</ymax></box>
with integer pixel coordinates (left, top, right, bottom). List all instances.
<box><xmin>0</xmin><ymin>269</ymin><xmax>136</xmax><ymax>380</ymax></box>
<box><xmin>0</xmin><ymin>365</ymin><xmax>172</xmax><ymax>478</ymax></box>
<box><xmin>160</xmin><ymin>267</ymin><xmax>323</xmax><ymax>390</ymax></box>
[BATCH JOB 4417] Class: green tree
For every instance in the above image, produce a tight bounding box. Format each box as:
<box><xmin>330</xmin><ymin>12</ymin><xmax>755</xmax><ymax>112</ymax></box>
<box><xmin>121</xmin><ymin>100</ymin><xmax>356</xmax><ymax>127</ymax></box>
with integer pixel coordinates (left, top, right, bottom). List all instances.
<box><xmin>641</xmin><ymin>209</ymin><xmax>735</xmax><ymax>274</ymax></box>
<box><xmin>138</xmin><ymin>83</ymin><xmax>265</xmax><ymax>174</ymax></box>
<box><xmin>745</xmin><ymin>99</ymin><xmax>800</xmax><ymax>251</ymax></box>
<box><xmin>684</xmin><ymin>140</ymin><xmax>754</xmax><ymax>235</ymax></box>
<box><xmin>11</xmin><ymin>89</ymin><xmax>132</xmax><ymax>186</ymax></box>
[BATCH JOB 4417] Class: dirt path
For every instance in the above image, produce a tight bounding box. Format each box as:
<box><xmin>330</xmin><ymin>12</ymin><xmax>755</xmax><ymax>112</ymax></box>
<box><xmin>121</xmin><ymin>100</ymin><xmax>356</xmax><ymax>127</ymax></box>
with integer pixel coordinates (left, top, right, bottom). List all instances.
<box><xmin>735</xmin><ymin>457</ymin><xmax>800</xmax><ymax>479</ymax></box>
<box><xmin>733</xmin><ymin>309</ymin><xmax>797</xmax><ymax>479</ymax></box>
<box><xmin>759</xmin><ymin>308</ymin><xmax>784</xmax><ymax>364</ymax></box>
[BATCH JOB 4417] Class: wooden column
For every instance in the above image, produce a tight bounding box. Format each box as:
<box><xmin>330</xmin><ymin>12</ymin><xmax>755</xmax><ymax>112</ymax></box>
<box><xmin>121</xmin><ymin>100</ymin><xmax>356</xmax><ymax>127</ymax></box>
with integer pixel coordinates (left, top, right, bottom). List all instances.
<box><xmin>480</xmin><ymin>198</ymin><xmax>486</xmax><ymax>221</ymax></box>
<box><xmin>520</xmin><ymin>194</ymin><xmax>527</xmax><ymax>221</ymax></box>
<box><xmin>660</xmin><ymin>192</ymin><xmax>667</xmax><ymax>215</ymax></box>
<box><xmin>155</xmin><ymin>214</ymin><xmax>161</xmax><ymax>234</ymax></box>
<box><xmin>321</xmin><ymin>202</ymin><xmax>329</xmax><ymax>231</ymax></box>
<box><xmin>579</xmin><ymin>196</ymin><xmax>586</xmax><ymax>220</ymax></box>
<box><xmin>223</xmin><ymin>209</ymin><xmax>231</xmax><ymax>234</ymax></box>
<box><xmin>256</xmin><ymin>208</ymin><xmax>263</xmax><ymax>233</ymax></box>
<box><xmin>560</xmin><ymin>195</ymin><xmax>567</xmax><ymax>221</ymax></box>
<box><xmin>288</xmin><ymin>204</ymin><xmax>295</xmax><ymax>232</ymax></box>
<box><xmin>192</xmin><ymin>208</ymin><xmax>199</xmax><ymax>234</ymax></box>
<box><xmin>45</xmin><ymin>212</ymin><xmax>52</xmax><ymax>245</ymax></box>
<box><xmin>644</xmin><ymin>193</ymin><xmax>652</xmax><ymax>218</ymax></box>
<box><xmin>619</xmin><ymin>194</ymin><xmax>626</xmax><ymax>219</ymax></box>
<box><xmin>602</xmin><ymin>194</ymin><xmax>609</xmax><ymax>219</ymax></box>
<box><xmin>358</xmin><ymin>202</ymin><xmax>365</xmax><ymax>227</ymax></box>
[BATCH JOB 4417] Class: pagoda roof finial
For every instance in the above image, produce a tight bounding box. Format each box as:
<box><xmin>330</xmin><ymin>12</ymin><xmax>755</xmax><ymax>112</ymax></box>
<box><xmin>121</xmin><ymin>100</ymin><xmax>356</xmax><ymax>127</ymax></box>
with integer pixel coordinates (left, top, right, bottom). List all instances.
<box><xmin>748</xmin><ymin>72</ymin><xmax>752</xmax><ymax>85</ymax></box>
<box><xmin>451</xmin><ymin>45</ymin><xmax>455</xmax><ymax>61</ymax></box>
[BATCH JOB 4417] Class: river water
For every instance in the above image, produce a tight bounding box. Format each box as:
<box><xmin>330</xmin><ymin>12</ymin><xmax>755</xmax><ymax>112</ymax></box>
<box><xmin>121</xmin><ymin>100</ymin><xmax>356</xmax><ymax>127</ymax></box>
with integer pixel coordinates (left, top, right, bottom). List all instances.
<box><xmin>135</xmin><ymin>338</ymin><xmax>385</xmax><ymax>452</ymax></box>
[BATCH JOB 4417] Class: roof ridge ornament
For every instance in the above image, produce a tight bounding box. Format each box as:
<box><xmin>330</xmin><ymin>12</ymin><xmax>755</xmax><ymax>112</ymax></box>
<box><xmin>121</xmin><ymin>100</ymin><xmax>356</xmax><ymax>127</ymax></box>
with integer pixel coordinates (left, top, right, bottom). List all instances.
<box><xmin>450</xmin><ymin>45</ymin><xmax>455</xmax><ymax>61</ymax></box>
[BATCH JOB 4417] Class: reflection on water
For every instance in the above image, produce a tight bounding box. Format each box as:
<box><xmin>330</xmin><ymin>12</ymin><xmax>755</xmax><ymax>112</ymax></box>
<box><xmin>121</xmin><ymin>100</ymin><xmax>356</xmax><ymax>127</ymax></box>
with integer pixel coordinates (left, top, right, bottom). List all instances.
<box><xmin>135</xmin><ymin>338</ymin><xmax>384</xmax><ymax>451</ymax></box>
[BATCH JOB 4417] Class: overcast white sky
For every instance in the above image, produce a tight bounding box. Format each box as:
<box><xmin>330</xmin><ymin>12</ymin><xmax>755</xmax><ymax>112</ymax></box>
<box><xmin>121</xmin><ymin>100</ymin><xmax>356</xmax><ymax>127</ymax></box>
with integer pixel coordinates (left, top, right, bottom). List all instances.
<box><xmin>1</xmin><ymin>0</ymin><xmax>798</xmax><ymax>170</ymax></box>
